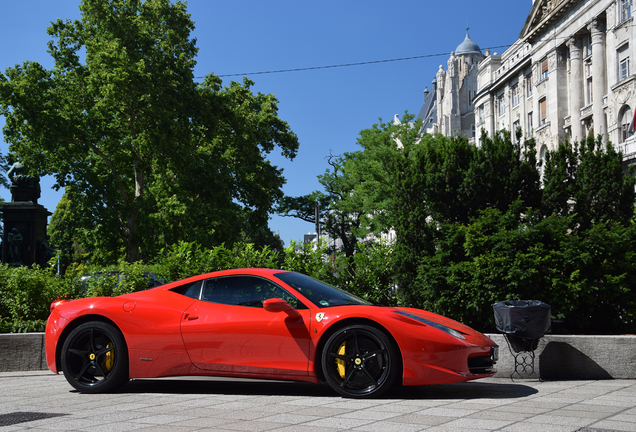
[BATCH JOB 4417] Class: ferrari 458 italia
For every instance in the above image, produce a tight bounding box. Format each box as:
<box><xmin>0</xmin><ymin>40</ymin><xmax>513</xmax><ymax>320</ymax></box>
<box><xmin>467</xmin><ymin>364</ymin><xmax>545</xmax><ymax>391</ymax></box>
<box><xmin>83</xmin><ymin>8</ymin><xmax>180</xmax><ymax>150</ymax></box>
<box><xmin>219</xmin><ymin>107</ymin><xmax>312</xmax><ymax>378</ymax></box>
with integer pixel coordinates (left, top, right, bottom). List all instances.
<box><xmin>46</xmin><ymin>268</ymin><xmax>498</xmax><ymax>398</ymax></box>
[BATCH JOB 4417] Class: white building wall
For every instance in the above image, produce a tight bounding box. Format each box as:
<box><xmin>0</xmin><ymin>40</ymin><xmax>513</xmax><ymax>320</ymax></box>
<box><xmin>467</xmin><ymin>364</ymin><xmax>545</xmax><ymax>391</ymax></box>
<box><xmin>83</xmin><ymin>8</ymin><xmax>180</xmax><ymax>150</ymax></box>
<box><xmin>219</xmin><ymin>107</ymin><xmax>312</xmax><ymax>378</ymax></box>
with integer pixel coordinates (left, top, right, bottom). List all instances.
<box><xmin>471</xmin><ymin>0</ymin><xmax>636</xmax><ymax>169</ymax></box>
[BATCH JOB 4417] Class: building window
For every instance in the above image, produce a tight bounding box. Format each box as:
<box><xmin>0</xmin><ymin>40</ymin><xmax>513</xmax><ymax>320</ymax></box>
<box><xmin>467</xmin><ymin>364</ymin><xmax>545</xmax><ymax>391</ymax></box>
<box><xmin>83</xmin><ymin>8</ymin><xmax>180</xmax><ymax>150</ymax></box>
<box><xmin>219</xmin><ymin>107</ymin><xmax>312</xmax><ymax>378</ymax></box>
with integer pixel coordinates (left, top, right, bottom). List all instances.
<box><xmin>584</xmin><ymin>35</ymin><xmax>592</xmax><ymax>57</ymax></box>
<box><xmin>512</xmin><ymin>120</ymin><xmax>520</xmax><ymax>143</ymax></box>
<box><xmin>526</xmin><ymin>74</ymin><xmax>533</xmax><ymax>96</ymax></box>
<box><xmin>540</xmin><ymin>98</ymin><xmax>547</xmax><ymax>125</ymax></box>
<box><xmin>620</xmin><ymin>105</ymin><xmax>633</xmax><ymax>143</ymax></box>
<box><xmin>584</xmin><ymin>60</ymin><xmax>593</xmax><ymax>104</ymax></box>
<box><xmin>512</xmin><ymin>85</ymin><xmax>520</xmax><ymax>107</ymax></box>
<box><xmin>478</xmin><ymin>105</ymin><xmax>485</xmax><ymax>124</ymax></box>
<box><xmin>528</xmin><ymin>111</ymin><xmax>534</xmax><ymax>133</ymax></box>
<box><xmin>618</xmin><ymin>44</ymin><xmax>630</xmax><ymax>80</ymax></box>
<box><xmin>540</xmin><ymin>57</ymin><xmax>549</xmax><ymax>80</ymax></box>
<box><xmin>620</xmin><ymin>57</ymin><xmax>630</xmax><ymax>80</ymax></box>
<box><xmin>498</xmin><ymin>94</ymin><xmax>506</xmax><ymax>116</ymax></box>
<box><xmin>620</xmin><ymin>0</ymin><xmax>633</xmax><ymax>23</ymax></box>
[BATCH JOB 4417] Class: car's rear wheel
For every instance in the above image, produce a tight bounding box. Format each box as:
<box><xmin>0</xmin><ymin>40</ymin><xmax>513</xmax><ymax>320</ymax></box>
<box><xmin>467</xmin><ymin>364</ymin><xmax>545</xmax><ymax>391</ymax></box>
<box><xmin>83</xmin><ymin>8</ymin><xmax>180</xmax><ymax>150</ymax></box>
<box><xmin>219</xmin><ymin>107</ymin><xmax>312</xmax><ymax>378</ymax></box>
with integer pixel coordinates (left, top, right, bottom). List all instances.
<box><xmin>322</xmin><ymin>324</ymin><xmax>398</xmax><ymax>398</ymax></box>
<box><xmin>61</xmin><ymin>321</ymin><xmax>129</xmax><ymax>393</ymax></box>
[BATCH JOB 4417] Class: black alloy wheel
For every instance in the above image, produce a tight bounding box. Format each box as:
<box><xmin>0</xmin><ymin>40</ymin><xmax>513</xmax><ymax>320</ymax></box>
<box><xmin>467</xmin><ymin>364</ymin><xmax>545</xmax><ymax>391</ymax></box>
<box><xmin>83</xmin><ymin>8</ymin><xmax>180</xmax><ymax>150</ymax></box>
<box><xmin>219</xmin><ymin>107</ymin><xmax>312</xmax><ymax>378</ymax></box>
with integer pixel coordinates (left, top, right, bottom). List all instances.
<box><xmin>322</xmin><ymin>324</ymin><xmax>398</xmax><ymax>398</ymax></box>
<box><xmin>61</xmin><ymin>321</ymin><xmax>129</xmax><ymax>393</ymax></box>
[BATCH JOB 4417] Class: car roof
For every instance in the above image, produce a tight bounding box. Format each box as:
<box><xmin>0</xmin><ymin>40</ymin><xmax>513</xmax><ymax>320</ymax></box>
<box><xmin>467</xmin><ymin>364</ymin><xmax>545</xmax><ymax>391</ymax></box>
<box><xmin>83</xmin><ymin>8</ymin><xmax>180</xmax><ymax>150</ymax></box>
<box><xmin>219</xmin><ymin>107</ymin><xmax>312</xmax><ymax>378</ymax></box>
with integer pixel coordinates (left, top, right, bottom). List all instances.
<box><xmin>159</xmin><ymin>268</ymin><xmax>292</xmax><ymax>289</ymax></box>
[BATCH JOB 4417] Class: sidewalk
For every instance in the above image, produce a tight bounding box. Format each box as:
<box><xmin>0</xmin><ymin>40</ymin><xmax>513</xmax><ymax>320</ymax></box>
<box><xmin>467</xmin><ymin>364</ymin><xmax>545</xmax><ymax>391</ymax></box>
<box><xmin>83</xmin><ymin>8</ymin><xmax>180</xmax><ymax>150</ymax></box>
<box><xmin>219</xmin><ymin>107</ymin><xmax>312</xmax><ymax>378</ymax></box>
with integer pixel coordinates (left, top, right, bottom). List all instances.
<box><xmin>0</xmin><ymin>371</ymin><xmax>634</xmax><ymax>431</ymax></box>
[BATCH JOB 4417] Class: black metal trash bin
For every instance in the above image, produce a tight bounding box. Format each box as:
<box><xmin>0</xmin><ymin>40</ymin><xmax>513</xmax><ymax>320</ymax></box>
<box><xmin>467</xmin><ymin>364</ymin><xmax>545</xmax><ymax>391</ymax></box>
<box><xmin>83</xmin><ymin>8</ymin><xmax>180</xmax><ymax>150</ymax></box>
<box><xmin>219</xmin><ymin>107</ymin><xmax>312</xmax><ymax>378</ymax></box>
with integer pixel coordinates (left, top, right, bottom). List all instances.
<box><xmin>493</xmin><ymin>300</ymin><xmax>551</xmax><ymax>347</ymax></box>
<box><xmin>493</xmin><ymin>300</ymin><xmax>551</xmax><ymax>379</ymax></box>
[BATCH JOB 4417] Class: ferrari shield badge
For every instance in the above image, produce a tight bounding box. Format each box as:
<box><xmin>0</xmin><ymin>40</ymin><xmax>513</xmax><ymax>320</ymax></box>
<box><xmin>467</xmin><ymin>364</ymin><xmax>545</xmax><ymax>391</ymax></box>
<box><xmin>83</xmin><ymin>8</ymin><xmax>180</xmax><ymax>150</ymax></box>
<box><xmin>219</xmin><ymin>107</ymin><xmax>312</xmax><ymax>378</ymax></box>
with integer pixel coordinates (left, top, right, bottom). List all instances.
<box><xmin>315</xmin><ymin>312</ymin><xmax>325</xmax><ymax>322</ymax></box>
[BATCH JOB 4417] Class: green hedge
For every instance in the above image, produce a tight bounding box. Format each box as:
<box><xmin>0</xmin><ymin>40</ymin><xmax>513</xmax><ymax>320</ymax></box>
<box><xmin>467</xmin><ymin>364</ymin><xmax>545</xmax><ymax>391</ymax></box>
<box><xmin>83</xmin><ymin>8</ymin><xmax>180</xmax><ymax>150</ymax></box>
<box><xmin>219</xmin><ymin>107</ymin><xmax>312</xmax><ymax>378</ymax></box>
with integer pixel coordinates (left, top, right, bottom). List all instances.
<box><xmin>1</xmin><ymin>241</ymin><xmax>397</xmax><ymax>332</ymax></box>
<box><xmin>410</xmin><ymin>207</ymin><xmax>636</xmax><ymax>334</ymax></box>
<box><xmin>0</xmin><ymin>265</ymin><xmax>70</xmax><ymax>332</ymax></box>
<box><xmin>3</xmin><ymin>232</ymin><xmax>633</xmax><ymax>334</ymax></box>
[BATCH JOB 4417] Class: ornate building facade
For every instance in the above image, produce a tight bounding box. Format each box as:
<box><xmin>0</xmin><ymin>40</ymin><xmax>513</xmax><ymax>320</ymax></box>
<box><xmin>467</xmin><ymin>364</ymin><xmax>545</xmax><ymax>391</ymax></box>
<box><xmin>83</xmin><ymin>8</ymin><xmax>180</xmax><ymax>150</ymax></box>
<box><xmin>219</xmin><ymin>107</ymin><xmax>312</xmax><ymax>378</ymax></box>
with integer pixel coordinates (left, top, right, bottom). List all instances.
<box><xmin>473</xmin><ymin>0</ymin><xmax>636</xmax><ymax>167</ymax></box>
<box><xmin>417</xmin><ymin>0</ymin><xmax>636</xmax><ymax>168</ymax></box>
<box><xmin>416</xmin><ymin>30</ymin><xmax>484</xmax><ymax>143</ymax></box>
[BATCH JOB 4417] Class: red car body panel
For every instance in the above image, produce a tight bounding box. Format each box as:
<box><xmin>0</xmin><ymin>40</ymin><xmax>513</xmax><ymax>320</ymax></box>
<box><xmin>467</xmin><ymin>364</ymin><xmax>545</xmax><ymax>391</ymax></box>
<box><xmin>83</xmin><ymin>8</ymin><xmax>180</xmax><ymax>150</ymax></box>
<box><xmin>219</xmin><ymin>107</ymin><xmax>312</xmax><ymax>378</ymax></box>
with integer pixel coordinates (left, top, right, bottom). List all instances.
<box><xmin>46</xmin><ymin>268</ymin><xmax>497</xmax><ymax>387</ymax></box>
<box><xmin>180</xmin><ymin>302</ymin><xmax>312</xmax><ymax>375</ymax></box>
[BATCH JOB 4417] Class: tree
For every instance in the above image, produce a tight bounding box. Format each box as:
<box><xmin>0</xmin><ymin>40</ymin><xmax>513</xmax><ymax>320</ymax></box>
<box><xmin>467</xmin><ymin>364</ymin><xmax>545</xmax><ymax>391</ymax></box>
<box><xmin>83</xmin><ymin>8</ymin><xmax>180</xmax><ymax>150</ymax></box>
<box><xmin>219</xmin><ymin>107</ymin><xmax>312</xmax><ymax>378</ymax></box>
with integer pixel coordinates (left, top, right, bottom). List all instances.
<box><xmin>572</xmin><ymin>136</ymin><xmax>635</xmax><ymax>229</ymax></box>
<box><xmin>278</xmin><ymin>152</ymin><xmax>370</xmax><ymax>263</ymax></box>
<box><xmin>391</xmin><ymin>131</ymin><xmax>636</xmax><ymax>331</ymax></box>
<box><xmin>541</xmin><ymin>139</ymin><xmax>578</xmax><ymax>218</ymax></box>
<box><xmin>47</xmin><ymin>186</ymin><xmax>95</xmax><ymax>269</ymax></box>
<box><xmin>542</xmin><ymin>136</ymin><xmax>636</xmax><ymax>229</ymax></box>
<box><xmin>383</xmin><ymin>129</ymin><xmax>541</xmax><ymax>303</ymax></box>
<box><xmin>0</xmin><ymin>0</ymin><xmax>298</xmax><ymax>263</ymax></box>
<box><xmin>278</xmin><ymin>117</ymin><xmax>420</xmax><ymax>258</ymax></box>
<box><xmin>277</xmin><ymin>192</ymin><xmax>331</xmax><ymax>235</ymax></box>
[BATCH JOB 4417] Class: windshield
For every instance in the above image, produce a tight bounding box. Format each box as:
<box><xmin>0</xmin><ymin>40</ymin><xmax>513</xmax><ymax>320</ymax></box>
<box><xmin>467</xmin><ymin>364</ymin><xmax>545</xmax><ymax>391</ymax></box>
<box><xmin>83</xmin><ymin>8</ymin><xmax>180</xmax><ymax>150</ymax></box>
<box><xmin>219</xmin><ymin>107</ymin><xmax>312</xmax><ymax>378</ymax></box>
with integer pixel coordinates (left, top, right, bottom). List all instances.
<box><xmin>274</xmin><ymin>272</ymin><xmax>372</xmax><ymax>308</ymax></box>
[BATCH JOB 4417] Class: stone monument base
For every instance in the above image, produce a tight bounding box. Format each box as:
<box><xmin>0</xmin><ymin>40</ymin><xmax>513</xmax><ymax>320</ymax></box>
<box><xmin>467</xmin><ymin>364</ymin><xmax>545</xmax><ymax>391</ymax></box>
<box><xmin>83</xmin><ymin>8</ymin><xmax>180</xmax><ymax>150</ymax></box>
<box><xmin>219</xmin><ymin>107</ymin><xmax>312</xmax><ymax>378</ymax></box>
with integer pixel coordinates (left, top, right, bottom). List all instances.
<box><xmin>1</xmin><ymin>202</ymin><xmax>52</xmax><ymax>267</ymax></box>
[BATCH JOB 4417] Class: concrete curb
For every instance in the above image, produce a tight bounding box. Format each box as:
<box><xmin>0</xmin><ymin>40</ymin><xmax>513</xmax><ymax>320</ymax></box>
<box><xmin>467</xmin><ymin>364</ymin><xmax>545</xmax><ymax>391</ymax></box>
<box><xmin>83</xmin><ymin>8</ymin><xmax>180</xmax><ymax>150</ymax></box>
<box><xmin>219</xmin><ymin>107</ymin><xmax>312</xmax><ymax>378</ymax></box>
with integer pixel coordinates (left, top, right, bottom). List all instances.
<box><xmin>487</xmin><ymin>333</ymin><xmax>636</xmax><ymax>379</ymax></box>
<box><xmin>2</xmin><ymin>332</ymin><xmax>635</xmax><ymax>379</ymax></box>
<box><xmin>0</xmin><ymin>332</ymin><xmax>46</xmax><ymax>372</ymax></box>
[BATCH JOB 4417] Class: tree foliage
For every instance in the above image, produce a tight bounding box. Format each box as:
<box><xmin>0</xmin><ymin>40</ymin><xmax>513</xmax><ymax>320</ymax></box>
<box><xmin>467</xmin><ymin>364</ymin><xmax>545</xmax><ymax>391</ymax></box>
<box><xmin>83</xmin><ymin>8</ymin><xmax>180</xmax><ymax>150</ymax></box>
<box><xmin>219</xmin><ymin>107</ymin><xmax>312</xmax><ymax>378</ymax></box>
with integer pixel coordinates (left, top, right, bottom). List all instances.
<box><xmin>281</xmin><ymin>118</ymin><xmax>636</xmax><ymax>333</ymax></box>
<box><xmin>0</xmin><ymin>0</ymin><xmax>298</xmax><ymax>264</ymax></box>
<box><xmin>392</xmin><ymin>132</ymin><xmax>636</xmax><ymax>333</ymax></box>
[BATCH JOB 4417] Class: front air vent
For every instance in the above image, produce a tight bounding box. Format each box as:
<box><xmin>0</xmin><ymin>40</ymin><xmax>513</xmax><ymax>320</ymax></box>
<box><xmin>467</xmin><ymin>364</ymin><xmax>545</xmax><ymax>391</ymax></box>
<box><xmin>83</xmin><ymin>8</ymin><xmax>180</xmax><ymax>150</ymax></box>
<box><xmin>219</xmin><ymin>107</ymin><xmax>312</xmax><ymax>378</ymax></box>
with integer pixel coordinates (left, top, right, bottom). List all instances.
<box><xmin>467</xmin><ymin>354</ymin><xmax>496</xmax><ymax>374</ymax></box>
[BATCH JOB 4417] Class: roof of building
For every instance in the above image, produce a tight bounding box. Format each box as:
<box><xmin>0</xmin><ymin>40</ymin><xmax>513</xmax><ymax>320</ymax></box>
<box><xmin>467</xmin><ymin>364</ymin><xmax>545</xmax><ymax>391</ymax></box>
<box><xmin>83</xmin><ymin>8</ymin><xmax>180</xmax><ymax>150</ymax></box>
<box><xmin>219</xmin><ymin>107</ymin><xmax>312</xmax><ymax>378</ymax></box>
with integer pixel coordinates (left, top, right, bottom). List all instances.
<box><xmin>455</xmin><ymin>29</ymin><xmax>481</xmax><ymax>55</ymax></box>
<box><xmin>416</xmin><ymin>82</ymin><xmax>437</xmax><ymax>129</ymax></box>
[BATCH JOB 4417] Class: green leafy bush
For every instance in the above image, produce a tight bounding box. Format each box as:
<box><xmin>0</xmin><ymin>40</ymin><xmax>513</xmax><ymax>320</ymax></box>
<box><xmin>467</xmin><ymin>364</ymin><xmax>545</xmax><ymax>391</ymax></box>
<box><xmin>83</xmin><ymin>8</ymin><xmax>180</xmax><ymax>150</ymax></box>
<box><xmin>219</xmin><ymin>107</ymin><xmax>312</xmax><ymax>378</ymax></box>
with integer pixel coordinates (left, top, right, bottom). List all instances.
<box><xmin>411</xmin><ymin>205</ymin><xmax>636</xmax><ymax>333</ymax></box>
<box><xmin>154</xmin><ymin>241</ymin><xmax>280</xmax><ymax>282</ymax></box>
<box><xmin>0</xmin><ymin>265</ymin><xmax>68</xmax><ymax>332</ymax></box>
<box><xmin>337</xmin><ymin>242</ymin><xmax>397</xmax><ymax>306</ymax></box>
<box><xmin>280</xmin><ymin>240</ymin><xmax>334</xmax><ymax>282</ymax></box>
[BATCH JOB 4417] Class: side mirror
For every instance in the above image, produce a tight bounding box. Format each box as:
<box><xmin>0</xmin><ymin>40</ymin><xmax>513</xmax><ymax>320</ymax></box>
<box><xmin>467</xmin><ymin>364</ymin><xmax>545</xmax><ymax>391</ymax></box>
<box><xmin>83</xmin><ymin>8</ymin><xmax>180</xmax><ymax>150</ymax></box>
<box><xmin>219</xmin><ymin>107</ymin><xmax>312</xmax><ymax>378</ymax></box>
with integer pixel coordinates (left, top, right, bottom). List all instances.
<box><xmin>263</xmin><ymin>298</ymin><xmax>300</xmax><ymax>318</ymax></box>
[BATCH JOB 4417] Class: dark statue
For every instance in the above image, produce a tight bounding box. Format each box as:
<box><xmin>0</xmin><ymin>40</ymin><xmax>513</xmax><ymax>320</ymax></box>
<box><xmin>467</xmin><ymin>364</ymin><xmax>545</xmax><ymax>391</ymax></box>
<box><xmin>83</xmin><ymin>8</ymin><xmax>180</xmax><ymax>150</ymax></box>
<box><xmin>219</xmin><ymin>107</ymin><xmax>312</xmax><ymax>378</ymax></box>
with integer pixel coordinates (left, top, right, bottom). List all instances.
<box><xmin>7</xmin><ymin>227</ymin><xmax>23</xmax><ymax>265</ymax></box>
<box><xmin>39</xmin><ymin>235</ymin><xmax>56</xmax><ymax>265</ymax></box>
<box><xmin>8</xmin><ymin>161</ymin><xmax>41</xmax><ymax>203</ymax></box>
<box><xmin>1</xmin><ymin>161</ymin><xmax>51</xmax><ymax>267</ymax></box>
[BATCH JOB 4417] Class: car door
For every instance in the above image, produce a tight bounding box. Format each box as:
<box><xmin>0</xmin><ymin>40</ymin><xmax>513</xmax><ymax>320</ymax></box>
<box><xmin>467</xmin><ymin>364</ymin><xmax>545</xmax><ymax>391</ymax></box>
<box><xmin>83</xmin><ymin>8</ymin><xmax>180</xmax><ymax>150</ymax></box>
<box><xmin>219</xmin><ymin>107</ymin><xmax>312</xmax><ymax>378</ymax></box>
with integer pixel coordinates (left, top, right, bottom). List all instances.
<box><xmin>180</xmin><ymin>275</ymin><xmax>311</xmax><ymax>376</ymax></box>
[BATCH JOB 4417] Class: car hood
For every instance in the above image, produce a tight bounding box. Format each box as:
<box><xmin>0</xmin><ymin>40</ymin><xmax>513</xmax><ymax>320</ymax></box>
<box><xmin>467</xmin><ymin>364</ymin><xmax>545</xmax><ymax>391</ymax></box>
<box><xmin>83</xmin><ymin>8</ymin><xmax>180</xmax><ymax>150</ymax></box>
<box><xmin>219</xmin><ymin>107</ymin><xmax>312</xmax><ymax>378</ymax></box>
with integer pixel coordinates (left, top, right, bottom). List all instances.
<box><xmin>392</xmin><ymin>307</ymin><xmax>482</xmax><ymax>334</ymax></box>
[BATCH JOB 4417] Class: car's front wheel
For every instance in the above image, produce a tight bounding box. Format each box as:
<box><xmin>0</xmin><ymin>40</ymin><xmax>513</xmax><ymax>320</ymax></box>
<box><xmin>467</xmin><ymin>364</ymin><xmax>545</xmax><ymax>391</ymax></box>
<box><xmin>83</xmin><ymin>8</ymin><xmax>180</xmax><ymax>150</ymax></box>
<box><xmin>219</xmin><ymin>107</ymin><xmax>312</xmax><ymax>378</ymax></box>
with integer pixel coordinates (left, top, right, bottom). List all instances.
<box><xmin>322</xmin><ymin>324</ymin><xmax>398</xmax><ymax>398</ymax></box>
<box><xmin>61</xmin><ymin>321</ymin><xmax>129</xmax><ymax>393</ymax></box>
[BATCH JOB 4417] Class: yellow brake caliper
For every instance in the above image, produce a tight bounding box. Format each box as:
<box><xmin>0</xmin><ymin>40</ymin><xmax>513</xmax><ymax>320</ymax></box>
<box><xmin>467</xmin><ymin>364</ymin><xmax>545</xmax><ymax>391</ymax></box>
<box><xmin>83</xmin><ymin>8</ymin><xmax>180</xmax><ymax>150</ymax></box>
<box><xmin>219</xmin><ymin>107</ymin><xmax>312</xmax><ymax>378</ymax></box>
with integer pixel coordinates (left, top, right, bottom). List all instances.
<box><xmin>336</xmin><ymin>342</ymin><xmax>346</xmax><ymax>378</ymax></box>
<box><xmin>105</xmin><ymin>343</ymin><xmax>114</xmax><ymax>371</ymax></box>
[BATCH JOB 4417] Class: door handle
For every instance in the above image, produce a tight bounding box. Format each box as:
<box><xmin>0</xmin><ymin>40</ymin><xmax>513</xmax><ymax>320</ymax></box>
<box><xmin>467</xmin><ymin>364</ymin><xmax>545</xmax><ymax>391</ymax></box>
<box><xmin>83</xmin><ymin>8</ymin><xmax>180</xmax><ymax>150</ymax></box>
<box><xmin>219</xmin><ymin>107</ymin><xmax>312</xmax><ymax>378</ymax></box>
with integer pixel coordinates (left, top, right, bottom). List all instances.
<box><xmin>184</xmin><ymin>314</ymin><xmax>199</xmax><ymax>321</ymax></box>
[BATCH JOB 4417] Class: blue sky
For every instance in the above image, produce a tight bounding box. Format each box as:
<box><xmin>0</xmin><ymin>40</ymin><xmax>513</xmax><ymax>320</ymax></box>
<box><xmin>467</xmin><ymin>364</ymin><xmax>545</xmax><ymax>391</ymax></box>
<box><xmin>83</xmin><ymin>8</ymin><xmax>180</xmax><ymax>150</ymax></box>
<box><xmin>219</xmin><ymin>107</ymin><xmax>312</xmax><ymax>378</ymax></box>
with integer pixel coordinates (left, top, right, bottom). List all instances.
<box><xmin>0</xmin><ymin>0</ymin><xmax>533</xmax><ymax>246</ymax></box>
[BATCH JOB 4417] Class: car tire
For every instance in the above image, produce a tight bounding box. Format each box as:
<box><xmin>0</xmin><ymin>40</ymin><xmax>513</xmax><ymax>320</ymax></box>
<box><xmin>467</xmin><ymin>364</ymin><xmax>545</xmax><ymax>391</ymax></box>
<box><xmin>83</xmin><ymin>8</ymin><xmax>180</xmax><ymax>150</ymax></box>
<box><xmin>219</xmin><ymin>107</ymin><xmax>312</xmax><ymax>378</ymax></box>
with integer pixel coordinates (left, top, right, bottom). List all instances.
<box><xmin>321</xmin><ymin>324</ymin><xmax>398</xmax><ymax>398</ymax></box>
<box><xmin>61</xmin><ymin>321</ymin><xmax>129</xmax><ymax>393</ymax></box>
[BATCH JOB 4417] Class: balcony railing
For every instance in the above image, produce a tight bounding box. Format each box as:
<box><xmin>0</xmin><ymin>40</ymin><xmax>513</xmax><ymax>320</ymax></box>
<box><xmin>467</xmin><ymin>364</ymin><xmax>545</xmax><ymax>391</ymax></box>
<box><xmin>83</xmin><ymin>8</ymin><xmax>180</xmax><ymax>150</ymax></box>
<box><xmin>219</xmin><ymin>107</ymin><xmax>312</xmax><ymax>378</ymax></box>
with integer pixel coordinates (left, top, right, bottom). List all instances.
<box><xmin>617</xmin><ymin>135</ymin><xmax>636</xmax><ymax>160</ymax></box>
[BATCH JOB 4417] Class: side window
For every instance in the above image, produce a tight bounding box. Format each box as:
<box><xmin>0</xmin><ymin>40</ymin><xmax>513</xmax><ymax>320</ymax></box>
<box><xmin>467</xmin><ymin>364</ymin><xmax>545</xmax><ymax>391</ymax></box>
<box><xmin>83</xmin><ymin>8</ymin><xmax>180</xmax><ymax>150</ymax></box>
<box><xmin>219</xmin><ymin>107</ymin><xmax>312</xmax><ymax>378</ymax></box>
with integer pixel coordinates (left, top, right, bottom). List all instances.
<box><xmin>170</xmin><ymin>280</ymin><xmax>203</xmax><ymax>299</ymax></box>
<box><xmin>201</xmin><ymin>276</ymin><xmax>307</xmax><ymax>309</ymax></box>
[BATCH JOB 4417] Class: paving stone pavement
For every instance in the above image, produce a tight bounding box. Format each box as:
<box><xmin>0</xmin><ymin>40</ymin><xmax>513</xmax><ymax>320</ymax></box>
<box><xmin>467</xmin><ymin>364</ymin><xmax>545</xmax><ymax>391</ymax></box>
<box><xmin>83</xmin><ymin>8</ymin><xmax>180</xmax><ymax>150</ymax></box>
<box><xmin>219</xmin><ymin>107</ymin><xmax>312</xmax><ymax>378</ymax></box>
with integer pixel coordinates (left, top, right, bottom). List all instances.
<box><xmin>0</xmin><ymin>371</ymin><xmax>634</xmax><ymax>431</ymax></box>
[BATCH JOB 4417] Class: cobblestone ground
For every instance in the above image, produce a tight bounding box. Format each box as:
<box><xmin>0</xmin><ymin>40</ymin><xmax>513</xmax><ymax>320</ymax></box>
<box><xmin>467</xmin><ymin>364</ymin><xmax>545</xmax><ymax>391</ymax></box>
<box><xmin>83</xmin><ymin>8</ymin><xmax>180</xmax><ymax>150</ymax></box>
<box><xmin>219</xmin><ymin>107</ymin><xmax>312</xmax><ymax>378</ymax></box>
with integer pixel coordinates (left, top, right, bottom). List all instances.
<box><xmin>0</xmin><ymin>371</ymin><xmax>634</xmax><ymax>431</ymax></box>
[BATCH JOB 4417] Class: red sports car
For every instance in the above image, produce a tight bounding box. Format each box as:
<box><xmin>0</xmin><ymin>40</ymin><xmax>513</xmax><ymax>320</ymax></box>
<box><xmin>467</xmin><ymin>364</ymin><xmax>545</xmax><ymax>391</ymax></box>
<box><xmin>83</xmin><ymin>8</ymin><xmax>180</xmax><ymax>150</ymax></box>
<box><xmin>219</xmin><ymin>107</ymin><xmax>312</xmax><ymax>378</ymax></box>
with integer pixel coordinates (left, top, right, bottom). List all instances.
<box><xmin>46</xmin><ymin>268</ymin><xmax>498</xmax><ymax>398</ymax></box>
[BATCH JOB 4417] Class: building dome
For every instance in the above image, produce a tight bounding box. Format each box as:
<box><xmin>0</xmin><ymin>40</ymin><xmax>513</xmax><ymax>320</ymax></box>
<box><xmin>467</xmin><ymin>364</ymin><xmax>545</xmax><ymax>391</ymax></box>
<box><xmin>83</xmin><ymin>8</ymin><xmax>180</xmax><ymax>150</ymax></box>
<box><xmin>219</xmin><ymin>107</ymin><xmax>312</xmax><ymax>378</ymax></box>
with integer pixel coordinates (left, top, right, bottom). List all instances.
<box><xmin>455</xmin><ymin>29</ymin><xmax>481</xmax><ymax>55</ymax></box>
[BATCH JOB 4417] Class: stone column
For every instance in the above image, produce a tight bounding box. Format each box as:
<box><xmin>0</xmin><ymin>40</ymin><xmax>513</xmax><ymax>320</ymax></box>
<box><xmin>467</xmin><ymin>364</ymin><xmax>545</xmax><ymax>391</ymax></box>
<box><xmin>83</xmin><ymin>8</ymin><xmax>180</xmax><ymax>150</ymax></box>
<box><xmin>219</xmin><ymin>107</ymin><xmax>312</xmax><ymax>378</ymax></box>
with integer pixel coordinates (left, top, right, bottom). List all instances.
<box><xmin>436</xmin><ymin>65</ymin><xmax>446</xmax><ymax>135</ymax></box>
<box><xmin>567</xmin><ymin>37</ymin><xmax>585</xmax><ymax>142</ymax></box>
<box><xmin>506</xmin><ymin>86</ymin><xmax>512</xmax><ymax>133</ymax></box>
<box><xmin>547</xmin><ymin>50</ymin><xmax>560</xmax><ymax>144</ymax></box>
<box><xmin>531</xmin><ymin>63</ymin><xmax>538</xmax><ymax>135</ymax></box>
<box><xmin>520</xmin><ymin>74</ymin><xmax>528</xmax><ymax>138</ymax></box>
<box><xmin>488</xmin><ymin>94</ymin><xmax>496</xmax><ymax>138</ymax></box>
<box><xmin>589</xmin><ymin>19</ymin><xmax>607</xmax><ymax>140</ymax></box>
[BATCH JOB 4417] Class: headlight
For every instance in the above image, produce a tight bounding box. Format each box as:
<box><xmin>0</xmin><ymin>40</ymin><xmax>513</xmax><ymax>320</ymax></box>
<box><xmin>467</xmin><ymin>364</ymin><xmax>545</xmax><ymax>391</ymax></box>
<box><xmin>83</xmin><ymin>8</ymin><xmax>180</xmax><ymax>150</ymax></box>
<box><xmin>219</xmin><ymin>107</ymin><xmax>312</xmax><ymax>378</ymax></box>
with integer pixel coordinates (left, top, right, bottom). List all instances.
<box><xmin>394</xmin><ymin>310</ymin><xmax>466</xmax><ymax>340</ymax></box>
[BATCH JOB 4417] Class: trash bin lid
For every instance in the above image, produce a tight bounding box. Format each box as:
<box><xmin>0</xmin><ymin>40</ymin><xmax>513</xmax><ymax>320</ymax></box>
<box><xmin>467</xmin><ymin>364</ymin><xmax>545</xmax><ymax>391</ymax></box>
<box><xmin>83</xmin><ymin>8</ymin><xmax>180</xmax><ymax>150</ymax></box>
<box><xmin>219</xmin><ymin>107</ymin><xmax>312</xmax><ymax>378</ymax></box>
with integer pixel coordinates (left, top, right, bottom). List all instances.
<box><xmin>493</xmin><ymin>300</ymin><xmax>551</xmax><ymax>339</ymax></box>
